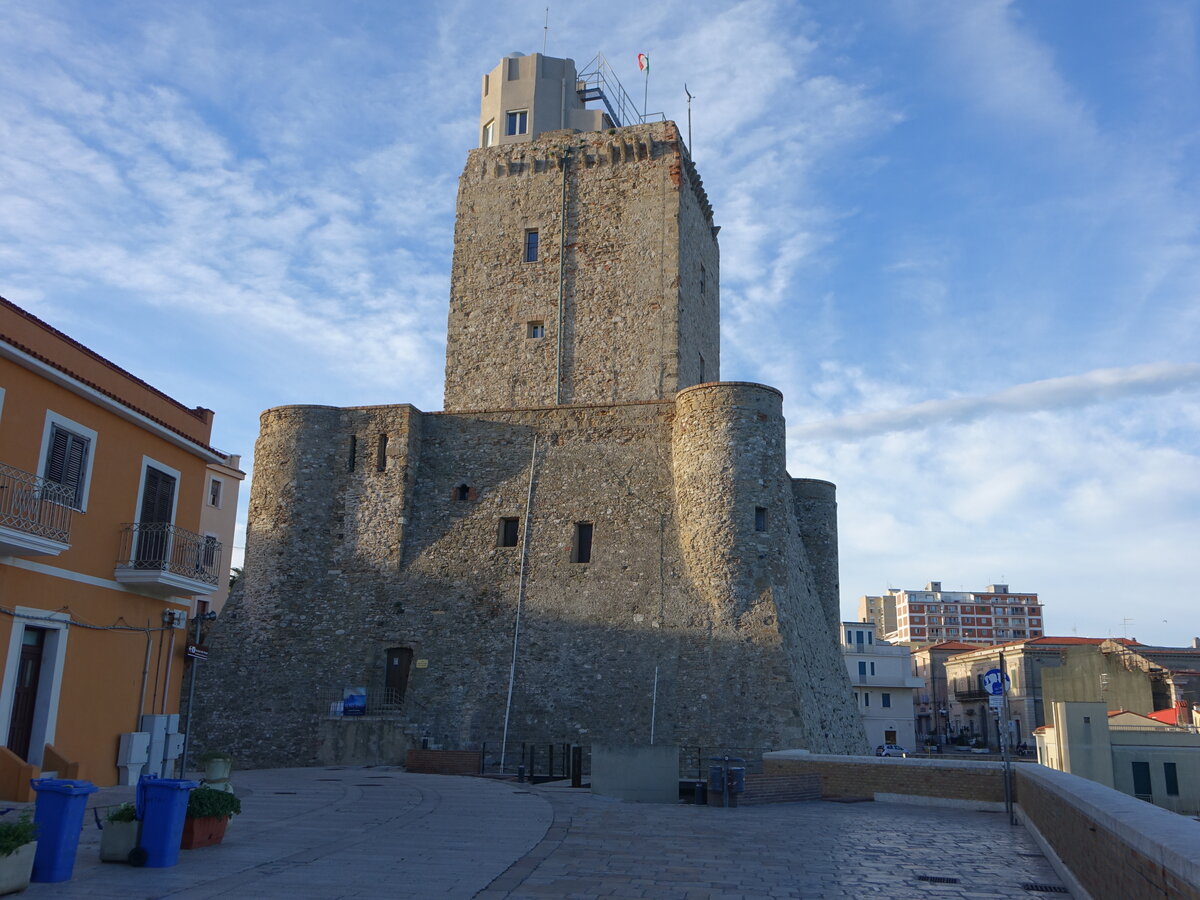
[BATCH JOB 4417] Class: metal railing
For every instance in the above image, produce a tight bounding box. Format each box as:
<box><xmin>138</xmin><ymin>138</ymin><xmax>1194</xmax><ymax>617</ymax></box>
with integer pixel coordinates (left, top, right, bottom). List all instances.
<box><xmin>577</xmin><ymin>53</ymin><xmax>649</xmax><ymax>128</ymax></box>
<box><xmin>116</xmin><ymin>522</ymin><xmax>222</xmax><ymax>585</ymax></box>
<box><xmin>0</xmin><ymin>463</ymin><xmax>74</xmax><ymax>543</ymax></box>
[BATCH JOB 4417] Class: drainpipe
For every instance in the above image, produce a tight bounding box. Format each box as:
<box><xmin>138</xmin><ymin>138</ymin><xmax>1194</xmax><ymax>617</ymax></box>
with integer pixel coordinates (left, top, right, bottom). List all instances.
<box><xmin>137</xmin><ymin>628</ymin><xmax>152</xmax><ymax>728</ymax></box>
<box><xmin>500</xmin><ymin>435</ymin><xmax>539</xmax><ymax>772</ymax></box>
<box><xmin>555</xmin><ymin>148</ymin><xmax>572</xmax><ymax>404</ymax></box>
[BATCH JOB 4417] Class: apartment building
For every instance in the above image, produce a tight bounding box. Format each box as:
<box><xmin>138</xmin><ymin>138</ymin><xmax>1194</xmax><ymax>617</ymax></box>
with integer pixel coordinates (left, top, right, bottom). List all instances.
<box><xmin>0</xmin><ymin>297</ymin><xmax>240</xmax><ymax>793</ymax></box>
<box><xmin>863</xmin><ymin>580</ymin><xmax>1044</xmax><ymax>646</ymax></box>
<box><xmin>840</xmin><ymin>622</ymin><xmax>923</xmax><ymax>750</ymax></box>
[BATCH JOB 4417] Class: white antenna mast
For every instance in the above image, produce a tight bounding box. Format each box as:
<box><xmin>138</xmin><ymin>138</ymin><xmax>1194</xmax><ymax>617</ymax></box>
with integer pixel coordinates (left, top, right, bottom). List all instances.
<box><xmin>684</xmin><ymin>83</ymin><xmax>694</xmax><ymax>150</ymax></box>
<box><xmin>542</xmin><ymin>7</ymin><xmax>549</xmax><ymax>54</ymax></box>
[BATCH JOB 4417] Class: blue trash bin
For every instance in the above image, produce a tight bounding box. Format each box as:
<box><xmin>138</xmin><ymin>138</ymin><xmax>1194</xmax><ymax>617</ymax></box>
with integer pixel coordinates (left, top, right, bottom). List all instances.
<box><xmin>135</xmin><ymin>775</ymin><xmax>199</xmax><ymax>868</ymax></box>
<box><xmin>30</xmin><ymin>778</ymin><xmax>98</xmax><ymax>882</ymax></box>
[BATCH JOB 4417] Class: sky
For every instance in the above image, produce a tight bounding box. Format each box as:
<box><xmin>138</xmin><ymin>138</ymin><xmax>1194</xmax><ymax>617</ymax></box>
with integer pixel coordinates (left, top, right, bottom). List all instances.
<box><xmin>2</xmin><ymin>0</ymin><xmax>1198</xmax><ymax>647</ymax></box>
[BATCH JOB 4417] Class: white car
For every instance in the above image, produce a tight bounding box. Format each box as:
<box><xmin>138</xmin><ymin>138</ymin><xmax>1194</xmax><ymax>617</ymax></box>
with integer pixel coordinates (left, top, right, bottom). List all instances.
<box><xmin>875</xmin><ymin>744</ymin><xmax>909</xmax><ymax>758</ymax></box>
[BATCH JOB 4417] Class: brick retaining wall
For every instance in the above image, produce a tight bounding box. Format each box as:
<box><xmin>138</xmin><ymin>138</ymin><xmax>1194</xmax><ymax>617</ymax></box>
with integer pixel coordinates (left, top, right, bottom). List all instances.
<box><xmin>404</xmin><ymin>749</ymin><xmax>482</xmax><ymax>775</ymax></box>
<box><xmin>762</xmin><ymin>752</ymin><xmax>1007</xmax><ymax>803</ymax></box>
<box><xmin>1016</xmin><ymin>765</ymin><xmax>1200</xmax><ymax>900</ymax></box>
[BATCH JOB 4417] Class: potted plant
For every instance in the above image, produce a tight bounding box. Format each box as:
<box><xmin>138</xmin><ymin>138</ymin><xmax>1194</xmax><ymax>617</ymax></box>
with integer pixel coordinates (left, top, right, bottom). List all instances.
<box><xmin>198</xmin><ymin>751</ymin><xmax>233</xmax><ymax>784</ymax></box>
<box><xmin>0</xmin><ymin>812</ymin><xmax>37</xmax><ymax>895</ymax></box>
<box><xmin>180</xmin><ymin>786</ymin><xmax>241</xmax><ymax>850</ymax></box>
<box><xmin>100</xmin><ymin>803</ymin><xmax>139</xmax><ymax>864</ymax></box>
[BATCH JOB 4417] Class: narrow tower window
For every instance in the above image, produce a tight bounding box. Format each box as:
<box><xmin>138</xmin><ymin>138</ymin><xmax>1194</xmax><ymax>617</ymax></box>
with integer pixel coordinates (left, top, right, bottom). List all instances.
<box><xmin>506</xmin><ymin>110</ymin><xmax>528</xmax><ymax>136</ymax></box>
<box><xmin>455</xmin><ymin>484</ymin><xmax>472</xmax><ymax>501</ymax></box>
<box><xmin>348</xmin><ymin>436</ymin><xmax>357</xmax><ymax>472</ymax></box>
<box><xmin>754</xmin><ymin>506</ymin><xmax>767</xmax><ymax>532</ymax></box>
<box><xmin>527</xmin><ymin>321</ymin><xmax>545</xmax><ymax>339</ymax></box>
<box><xmin>571</xmin><ymin>522</ymin><xmax>593</xmax><ymax>563</ymax></box>
<box><xmin>700</xmin><ymin>263</ymin><xmax>707</xmax><ymax>294</ymax></box>
<box><xmin>524</xmin><ymin>229</ymin><xmax>539</xmax><ymax>262</ymax></box>
<box><xmin>498</xmin><ymin>517</ymin><xmax>519</xmax><ymax>547</ymax></box>
<box><xmin>482</xmin><ymin>119</ymin><xmax>495</xmax><ymax>147</ymax></box>
<box><xmin>698</xmin><ymin>353</ymin><xmax>705</xmax><ymax>383</ymax></box>
<box><xmin>376</xmin><ymin>434</ymin><xmax>388</xmax><ymax>472</ymax></box>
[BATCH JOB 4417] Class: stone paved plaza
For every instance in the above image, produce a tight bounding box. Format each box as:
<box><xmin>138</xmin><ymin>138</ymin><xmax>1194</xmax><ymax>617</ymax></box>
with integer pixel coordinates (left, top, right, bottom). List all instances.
<box><xmin>25</xmin><ymin>767</ymin><xmax>1070</xmax><ymax>899</ymax></box>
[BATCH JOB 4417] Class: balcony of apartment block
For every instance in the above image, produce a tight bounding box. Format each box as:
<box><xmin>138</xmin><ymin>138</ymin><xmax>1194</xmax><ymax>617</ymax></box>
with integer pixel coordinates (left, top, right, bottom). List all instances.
<box><xmin>0</xmin><ymin>463</ymin><xmax>74</xmax><ymax>557</ymax></box>
<box><xmin>114</xmin><ymin>522</ymin><xmax>221</xmax><ymax>598</ymax></box>
<box><xmin>954</xmin><ymin>687</ymin><xmax>990</xmax><ymax>702</ymax></box>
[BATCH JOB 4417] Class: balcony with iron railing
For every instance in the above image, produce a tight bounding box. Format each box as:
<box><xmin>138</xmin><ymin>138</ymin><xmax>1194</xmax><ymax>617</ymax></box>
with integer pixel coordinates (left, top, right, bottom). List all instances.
<box><xmin>114</xmin><ymin>522</ymin><xmax>222</xmax><ymax>598</ymax></box>
<box><xmin>0</xmin><ymin>462</ymin><xmax>74</xmax><ymax>557</ymax></box>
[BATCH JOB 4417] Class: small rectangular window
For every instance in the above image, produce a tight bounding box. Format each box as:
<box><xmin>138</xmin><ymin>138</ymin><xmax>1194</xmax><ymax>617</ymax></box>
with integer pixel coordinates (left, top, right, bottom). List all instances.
<box><xmin>376</xmin><ymin>434</ymin><xmax>388</xmax><ymax>472</ymax></box>
<box><xmin>858</xmin><ymin>661</ymin><xmax>866</xmax><ymax>676</ymax></box>
<box><xmin>208</xmin><ymin>478</ymin><xmax>222</xmax><ymax>508</ymax></box>
<box><xmin>864</xmin><ymin>693</ymin><xmax>870</xmax><ymax>707</ymax></box>
<box><xmin>870</xmin><ymin>662</ymin><xmax>876</xmax><ymax>675</ymax></box>
<box><xmin>1164</xmin><ymin>762</ymin><xmax>1179</xmax><ymax>796</ymax></box>
<box><xmin>348</xmin><ymin>435</ymin><xmax>357</xmax><ymax>471</ymax></box>
<box><xmin>482</xmin><ymin>119</ymin><xmax>495</xmax><ymax>147</ymax></box>
<box><xmin>506</xmin><ymin>110</ymin><xmax>528</xmax><ymax>136</ymax></box>
<box><xmin>1132</xmin><ymin>761</ymin><xmax>1152</xmax><ymax>800</ymax></box>
<box><xmin>527</xmin><ymin>321</ymin><xmax>545</xmax><ymax>339</ymax></box>
<box><xmin>882</xmin><ymin>692</ymin><xmax>891</xmax><ymax>708</ymax></box>
<box><xmin>498</xmin><ymin>517</ymin><xmax>519</xmax><ymax>547</ymax></box>
<box><xmin>572</xmin><ymin>522</ymin><xmax>593</xmax><ymax>563</ymax></box>
<box><xmin>754</xmin><ymin>506</ymin><xmax>767</xmax><ymax>532</ymax></box>
<box><xmin>700</xmin><ymin>263</ymin><xmax>706</xmax><ymax>294</ymax></box>
<box><xmin>524</xmin><ymin>229</ymin><xmax>539</xmax><ymax>261</ymax></box>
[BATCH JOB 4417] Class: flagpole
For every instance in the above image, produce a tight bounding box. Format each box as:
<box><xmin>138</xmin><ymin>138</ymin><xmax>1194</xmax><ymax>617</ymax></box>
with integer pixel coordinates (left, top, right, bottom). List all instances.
<box><xmin>643</xmin><ymin>63</ymin><xmax>649</xmax><ymax>120</ymax></box>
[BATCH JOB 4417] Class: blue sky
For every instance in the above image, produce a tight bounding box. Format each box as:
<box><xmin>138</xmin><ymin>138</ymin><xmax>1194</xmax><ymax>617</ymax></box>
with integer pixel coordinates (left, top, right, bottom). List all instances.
<box><xmin>2</xmin><ymin>0</ymin><xmax>1198</xmax><ymax>646</ymax></box>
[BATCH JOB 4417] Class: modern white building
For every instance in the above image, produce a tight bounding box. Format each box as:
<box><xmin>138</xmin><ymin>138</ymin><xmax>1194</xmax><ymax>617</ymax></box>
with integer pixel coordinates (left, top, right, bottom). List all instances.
<box><xmin>841</xmin><ymin>622</ymin><xmax>923</xmax><ymax>751</ymax></box>
<box><xmin>1036</xmin><ymin>701</ymin><xmax>1200</xmax><ymax>817</ymax></box>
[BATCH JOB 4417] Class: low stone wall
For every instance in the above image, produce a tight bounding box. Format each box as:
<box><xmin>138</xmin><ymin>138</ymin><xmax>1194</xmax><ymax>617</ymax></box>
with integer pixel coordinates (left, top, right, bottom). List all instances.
<box><xmin>404</xmin><ymin>750</ymin><xmax>482</xmax><ymax>775</ymax></box>
<box><xmin>763</xmin><ymin>751</ymin><xmax>1007</xmax><ymax>806</ymax></box>
<box><xmin>1016</xmin><ymin>764</ymin><xmax>1200</xmax><ymax>900</ymax></box>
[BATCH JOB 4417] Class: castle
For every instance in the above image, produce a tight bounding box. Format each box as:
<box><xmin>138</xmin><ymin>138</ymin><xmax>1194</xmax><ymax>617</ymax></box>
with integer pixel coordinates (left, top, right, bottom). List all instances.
<box><xmin>194</xmin><ymin>53</ymin><xmax>868</xmax><ymax>766</ymax></box>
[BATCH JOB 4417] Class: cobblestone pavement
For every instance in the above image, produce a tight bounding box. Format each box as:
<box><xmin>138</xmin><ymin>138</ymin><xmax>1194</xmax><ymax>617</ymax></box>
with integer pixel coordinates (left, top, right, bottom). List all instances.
<box><xmin>485</xmin><ymin>786</ymin><xmax>1069</xmax><ymax>899</ymax></box>
<box><xmin>20</xmin><ymin>768</ymin><xmax>1070</xmax><ymax>899</ymax></box>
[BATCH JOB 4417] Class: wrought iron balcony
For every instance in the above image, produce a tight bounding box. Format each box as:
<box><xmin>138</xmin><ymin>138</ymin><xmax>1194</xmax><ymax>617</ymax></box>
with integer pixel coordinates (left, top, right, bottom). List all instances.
<box><xmin>0</xmin><ymin>463</ymin><xmax>74</xmax><ymax>557</ymax></box>
<box><xmin>114</xmin><ymin>522</ymin><xmax>222</xmax><ymax>598</ymax></box>
<box><xmin>955</xmin><ymin>688</ymin><xmax>990</xmax><ymax>702</ymax></box>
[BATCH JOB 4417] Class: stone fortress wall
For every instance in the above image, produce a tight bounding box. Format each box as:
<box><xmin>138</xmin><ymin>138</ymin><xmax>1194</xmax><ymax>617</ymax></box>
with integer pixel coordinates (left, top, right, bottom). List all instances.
<box><xmin>193</xmin><ymin>56</ymin><xmax>867</xmax><ymax>766</ymax></box>
<box><xmin>196</xmin><ymin>390</ymin><xmax>867</xmax><ymax>767</ymax></box>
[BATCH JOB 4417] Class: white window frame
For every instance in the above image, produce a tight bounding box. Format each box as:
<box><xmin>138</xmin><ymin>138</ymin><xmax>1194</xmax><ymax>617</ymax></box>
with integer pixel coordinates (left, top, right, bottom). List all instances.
<box><xmin>37</xmin><ymin>411</ymin><xmax>98</xmax><ymax>512</ymax></box>
<box><xmin>208</xmin><ymin>476</ymin><xmax>223</xmax><ymax>509</ymax></box>
<box><xmin>127</xmin><ymin>456</ymin><xmax>182</xmax><ymax>566</ymax></box>
<box><xmin>0</xmin><ymin>608</ymin><xmax>70</xmax><ymax>767</ymax></box>
<box><xmin>482</xmin><ymin>119</ymin><xmax>495</xmax><ymax>147</ymax></box>
<box><xmin>506</xmin><ymin>109</ymin><xmax>528</xmax><ymax>136</ymax></box>
<box><xmin>0</xmin><ymin>386</ymin><xmax>6</xmax><ymax>424</ymax></box>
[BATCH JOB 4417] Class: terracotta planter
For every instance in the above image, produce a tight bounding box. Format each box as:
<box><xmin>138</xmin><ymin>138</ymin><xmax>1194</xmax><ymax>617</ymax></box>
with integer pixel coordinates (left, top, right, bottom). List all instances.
<box><xmin>0</xmin><ymin>841</ymin><xmax>36</xmax><ymax>895</ymax></box>
<box><xmin>180</xmin><ymin>816</ymin><xmax>228</xmax><ymax>850</ymax></box>
<box><xmin>100</xmin><ymin>821</ymin><xmax>139</xmax><ymax>863</ymax></box>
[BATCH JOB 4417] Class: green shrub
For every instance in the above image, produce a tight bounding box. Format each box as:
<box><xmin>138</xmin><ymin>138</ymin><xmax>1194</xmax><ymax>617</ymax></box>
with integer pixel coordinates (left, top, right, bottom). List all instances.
<box><xmin>106</xmin><ymin>802</ymin><xmax>137</xmax><ymax>823</ymax></box>
<box><xmin>0</xmin><ymin>812</ymin><xmax>36</xmax><ymax>857</ymax></box>
<box><xmin>186</xmin><ymin>787</ymin><xmax>241</xmax><ymax>819</ymax></box>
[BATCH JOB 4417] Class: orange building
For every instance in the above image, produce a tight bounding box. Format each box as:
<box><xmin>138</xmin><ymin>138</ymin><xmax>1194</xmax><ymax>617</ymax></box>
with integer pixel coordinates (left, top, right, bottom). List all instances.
<box><xmin>0</xmin><ymin>297</ymin><xmax>240</xmax><ymax>795</ymax></box>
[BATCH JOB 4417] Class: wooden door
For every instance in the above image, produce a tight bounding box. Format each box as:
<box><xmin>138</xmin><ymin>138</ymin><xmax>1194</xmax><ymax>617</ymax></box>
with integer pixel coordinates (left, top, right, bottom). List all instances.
<box><xmin>7</xmin><ymin>629</ymin><xmax>45</xmax><ymax>760</ymax></box>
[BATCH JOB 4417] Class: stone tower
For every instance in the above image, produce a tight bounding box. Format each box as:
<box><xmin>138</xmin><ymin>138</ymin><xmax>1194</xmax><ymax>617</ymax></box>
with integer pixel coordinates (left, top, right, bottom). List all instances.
<box><xmin>193</xmin><ymin>54</ymin><xmax>867</xmax><ymax>768</ymax></box>
<box><xmin>446</xmin><ymin>53</ymin><xmax>718</xmax><ymax>410</ymax></box>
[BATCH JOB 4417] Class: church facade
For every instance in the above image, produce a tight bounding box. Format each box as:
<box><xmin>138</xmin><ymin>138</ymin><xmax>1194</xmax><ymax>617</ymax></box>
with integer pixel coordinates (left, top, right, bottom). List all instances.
<box><xmin>193</xmin><ymin>53</ymin><xmax>868</xmax><ymax>767</ymax></box>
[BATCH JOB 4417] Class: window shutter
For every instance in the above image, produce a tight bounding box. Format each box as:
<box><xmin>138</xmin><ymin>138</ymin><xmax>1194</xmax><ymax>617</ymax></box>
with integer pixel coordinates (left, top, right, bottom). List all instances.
<box><xmin>45</xmin><ymin>425</ymin><xmax>90</xmax><ymax>508</ymax></box>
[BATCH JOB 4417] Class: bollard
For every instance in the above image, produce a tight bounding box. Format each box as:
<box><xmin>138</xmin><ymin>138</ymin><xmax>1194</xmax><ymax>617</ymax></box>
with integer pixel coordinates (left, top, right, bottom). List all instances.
<box><xmin>517</xmin><ymin>764</ymin><xmax>526</xmax><ymax>783</ymax></box>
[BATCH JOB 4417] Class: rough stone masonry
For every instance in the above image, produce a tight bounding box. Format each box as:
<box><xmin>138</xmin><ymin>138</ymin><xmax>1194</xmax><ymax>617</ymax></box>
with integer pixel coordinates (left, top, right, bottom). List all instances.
<box><xmin>193</xmin><ymin>78</ymin><xmax>869</xmax><ymax>767</ymax></box>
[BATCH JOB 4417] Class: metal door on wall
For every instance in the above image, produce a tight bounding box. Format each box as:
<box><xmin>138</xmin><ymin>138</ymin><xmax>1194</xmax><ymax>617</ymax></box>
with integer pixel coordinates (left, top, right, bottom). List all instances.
<box><xmin>7</xmin><ymin>628</ymin><xmax>45</xmax><ymax>760</ymax></box>
<box><xmin>385</xmin><ymin>648</ymin><xmax>413</xmax><ymax>705</ymax></box>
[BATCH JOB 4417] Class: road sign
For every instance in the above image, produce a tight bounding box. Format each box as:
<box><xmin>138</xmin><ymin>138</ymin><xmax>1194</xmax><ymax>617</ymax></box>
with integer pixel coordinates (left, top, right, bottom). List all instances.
<box><xmin>982</xmin><ymin>668</ymin><xmax>1010</xmax><ymax>696</ymax></box>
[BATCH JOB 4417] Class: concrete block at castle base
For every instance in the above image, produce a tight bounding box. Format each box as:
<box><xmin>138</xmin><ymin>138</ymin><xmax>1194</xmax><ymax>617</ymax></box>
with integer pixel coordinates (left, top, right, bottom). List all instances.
<box><xmin>591</xmin><ymin>744</ymin><xmax>680</xmax><ymax>804</ymax></box>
